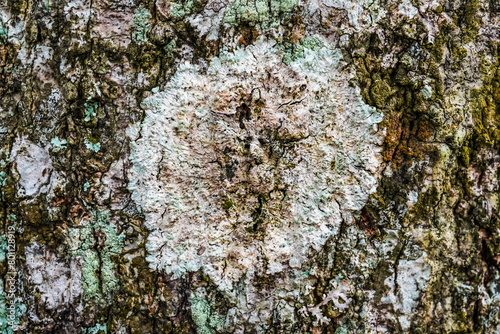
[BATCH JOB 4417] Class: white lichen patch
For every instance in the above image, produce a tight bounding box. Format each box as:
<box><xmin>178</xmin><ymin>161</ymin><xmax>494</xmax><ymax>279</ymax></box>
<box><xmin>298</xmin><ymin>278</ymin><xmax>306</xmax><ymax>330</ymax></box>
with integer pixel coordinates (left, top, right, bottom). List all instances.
<box><xmin>381</xmin><ymin>252</ymin><xmax>432</xmax><ymax>330</ymax></box>
<box><xmin>25</xmin><ymin>243</ymin><xmax>82</xmax><ymax>310</ymax></box>
<box><xmin>63</xmin><ymin>0</ymin><xmax>93</xmax><ymax>39</ymax></box>
<box><xmin>398</xmin><ymin>0</ymin><xmax>419</xmax><ymax>19</ymax></box>
<box><xmin>188</xmin><ymin>6</ymin><xmax>226</xmax><ymax>41</ymax></box>
<box><xmin>299</xmin><ymin>279</ymin><xmax>353</xmax><ymax>326</ymax></box>
<box><xmin>320</xmin><ymin>0</ymin><xmax>386</xmax><ymax>30</ymax></box>
<box><xmin>129</xmin><ymin>38</ymin><xmax>385</xmax><ymax>293</ymax></box>
<box><xmin>10</xmin><ymin>136</ymin><xmax>52</xmax><ymax>198</ymax></box>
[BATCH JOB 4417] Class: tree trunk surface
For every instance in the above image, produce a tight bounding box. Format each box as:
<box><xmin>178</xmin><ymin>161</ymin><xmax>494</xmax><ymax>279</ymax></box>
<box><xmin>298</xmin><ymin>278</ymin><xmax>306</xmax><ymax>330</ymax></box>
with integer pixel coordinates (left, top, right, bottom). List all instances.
<box><xmin>1</xmin><ymin>0</ymin><xmax>500</xmax><ymax>332</ymax></box>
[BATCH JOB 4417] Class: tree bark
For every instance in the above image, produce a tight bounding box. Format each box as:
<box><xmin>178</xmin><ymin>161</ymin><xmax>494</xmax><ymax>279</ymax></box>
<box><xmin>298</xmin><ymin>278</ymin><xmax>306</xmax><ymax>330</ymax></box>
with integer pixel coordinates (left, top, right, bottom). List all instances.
<box><xmin>1</xmin><ymin>0</ymin><xmax>500</xmax><ymax>332</ymax></box>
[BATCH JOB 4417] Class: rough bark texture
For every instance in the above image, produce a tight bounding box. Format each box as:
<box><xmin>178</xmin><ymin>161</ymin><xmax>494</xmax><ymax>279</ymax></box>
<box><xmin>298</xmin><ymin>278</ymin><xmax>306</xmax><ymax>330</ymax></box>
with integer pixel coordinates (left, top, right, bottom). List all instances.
<box><xmin>1</xmin><ymin>0</ymin><xmax>500</xmax><ymax>332</ymax></box>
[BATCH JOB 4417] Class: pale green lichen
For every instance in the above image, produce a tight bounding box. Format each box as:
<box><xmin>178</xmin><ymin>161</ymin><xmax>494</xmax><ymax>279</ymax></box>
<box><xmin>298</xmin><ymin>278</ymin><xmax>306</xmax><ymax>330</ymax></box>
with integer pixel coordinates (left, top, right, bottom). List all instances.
<box><xmin>164</xmin><ymin>40</ymin><xmax>177</xmax><ymax>58</ymax></box>
<box><xmin>0</xmin><ymin>170</ymin><xmax>7</xmax><ymax>197</ymax></box>
<box><xmin>0</xmin><ymin>24</ymin><xmax>6</xmax><ymax>43</ymax></box>
<box><xmin>84</xmin><ymin>102</ymin><xmax>98</xmax><ymax>122</ymax></box>
<box><xmin>83</xmin><ymin>182</ymin><xmax>90</xmax><ymax>191</ymax></box>
<box><xmin>132</xmin><ymin>7</ymin><xmax>152</xmax><ymax>43</ymax></box>
<box><xmin>283</xmin><ymin>35</ymin><xmax>326</xmax><ymax>64</ymax></box>
<box><xmin>50</xmin><ymin>137</ymin><xmax>67</xmax><ymax>152</ymax></box>
<box><xmin>67</xmin><ymin>210</ymin><xmax>124</xmax><ymax>302</ymax></box>
<box><xmin>191</xmin><ymin>295</ymin><xmax>211</xmax><ymax>333</ymax></box>
<box><xmin>7</xmin><ymin>214</ymin><xmax>16</xmax><ymax>227</ymax></box>
<box><xmin>0</xmin><ymin>171</ymin><xmax>6</xmax><ymax>187</ymax></box>
<box><xmin>84</xmin><ymin>139</ymin><xmax>101</xmax><ymax>152</ymax></box>
<box><xmin>171</xmin><ymin>0</ymin><xmax>199</xmax><ymax>18</ymax></box>
<box><xmin>0</xmin><ymin>236</ymin><xmax>7</xmax><ymax>262</ymax></box>
<box><xmin>223</xmin><ymin>0</ymin><xmax>297</xmax><ymax>28</ymax></box>
<box><xmin>190</xmin><ymin>294</ymin><xmax>225</xmax><ymax>334</ymax></box>
<box><xmin>83</xmin><ymin>323</ymin><xmax>107</xmax><ymax>334</ymax></box>
<box><xmin>0</xmin><ymin>149</ymin><xmax>9</xmax><ymax>190</ymax></box>
<box><xmin>335</xmin><ymin>325</ymin><xmax>349</xmax><ymax>334</ymax></box>
<box><xmin>421</xmin><ymin>84</ymin><xmax>433</xmax><ymax>99</ymax></box>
